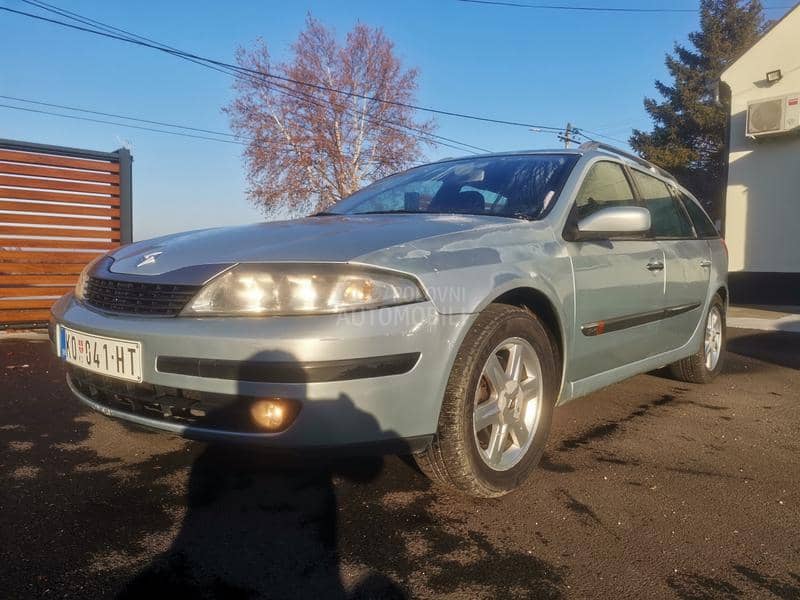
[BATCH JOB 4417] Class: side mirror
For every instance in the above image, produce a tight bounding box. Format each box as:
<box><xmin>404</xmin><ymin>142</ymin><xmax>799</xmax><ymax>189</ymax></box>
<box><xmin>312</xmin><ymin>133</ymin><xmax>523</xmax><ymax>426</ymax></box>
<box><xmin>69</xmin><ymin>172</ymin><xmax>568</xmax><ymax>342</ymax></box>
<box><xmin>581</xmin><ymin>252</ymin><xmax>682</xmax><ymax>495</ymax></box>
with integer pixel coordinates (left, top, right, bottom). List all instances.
<box><xmin>576</xmin><ymin>206</ymin><xmax>651</xmax><ymax>239</ymax></box>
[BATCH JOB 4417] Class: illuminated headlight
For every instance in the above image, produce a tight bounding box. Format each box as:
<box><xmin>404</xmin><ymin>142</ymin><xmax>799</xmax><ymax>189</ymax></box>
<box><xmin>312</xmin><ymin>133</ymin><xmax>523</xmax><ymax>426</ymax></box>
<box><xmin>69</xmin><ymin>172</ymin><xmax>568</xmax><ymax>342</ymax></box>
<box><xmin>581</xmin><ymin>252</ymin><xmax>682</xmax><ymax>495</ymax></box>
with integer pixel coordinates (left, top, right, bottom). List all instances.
<box><xmin>74</xmin><ymin>256</ymin><xmax>104</xmax><ymax>301</ymax></box>
<box><xmin>181</xmin><ymin>264</ymin><xmax>426</xmax><ymax>316</ymax></box>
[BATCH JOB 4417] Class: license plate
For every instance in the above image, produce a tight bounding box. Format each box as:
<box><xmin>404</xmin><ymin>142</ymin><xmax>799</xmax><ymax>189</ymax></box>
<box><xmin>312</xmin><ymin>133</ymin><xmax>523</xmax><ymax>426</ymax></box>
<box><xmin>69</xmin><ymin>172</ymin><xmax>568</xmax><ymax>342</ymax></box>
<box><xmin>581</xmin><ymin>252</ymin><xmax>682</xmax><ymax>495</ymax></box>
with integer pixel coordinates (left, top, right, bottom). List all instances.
<box><xmin>58</xmin><ymin>326</ymin><xmax>143</xmax><ymax>383</ymax></box>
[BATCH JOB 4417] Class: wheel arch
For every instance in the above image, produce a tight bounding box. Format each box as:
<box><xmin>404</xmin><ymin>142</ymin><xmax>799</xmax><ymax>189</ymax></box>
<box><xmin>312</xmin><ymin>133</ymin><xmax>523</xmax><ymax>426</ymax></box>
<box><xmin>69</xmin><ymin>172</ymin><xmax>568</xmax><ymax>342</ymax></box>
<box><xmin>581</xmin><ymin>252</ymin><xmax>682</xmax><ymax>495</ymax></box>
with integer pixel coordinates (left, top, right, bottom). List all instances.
<box><xmin>715</xmin><ymin>285</ymin><xmax>729</xmax><ymax>310</ymax></box>
<box><xmin>491</xmin><ymin>286</ymin><xmax>567</xmax><ymax>399</ymax></box>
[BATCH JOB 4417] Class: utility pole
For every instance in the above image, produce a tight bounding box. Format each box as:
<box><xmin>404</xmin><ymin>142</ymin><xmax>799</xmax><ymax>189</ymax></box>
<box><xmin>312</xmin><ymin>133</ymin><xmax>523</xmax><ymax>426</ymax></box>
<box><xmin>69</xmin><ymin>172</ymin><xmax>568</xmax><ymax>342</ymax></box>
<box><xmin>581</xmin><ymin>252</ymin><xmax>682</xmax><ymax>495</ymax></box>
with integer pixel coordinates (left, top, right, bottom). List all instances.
<box><xmin>563</xmin><ymin>122</ymin><xmax>572</xmax><ymax>148</ymax></box>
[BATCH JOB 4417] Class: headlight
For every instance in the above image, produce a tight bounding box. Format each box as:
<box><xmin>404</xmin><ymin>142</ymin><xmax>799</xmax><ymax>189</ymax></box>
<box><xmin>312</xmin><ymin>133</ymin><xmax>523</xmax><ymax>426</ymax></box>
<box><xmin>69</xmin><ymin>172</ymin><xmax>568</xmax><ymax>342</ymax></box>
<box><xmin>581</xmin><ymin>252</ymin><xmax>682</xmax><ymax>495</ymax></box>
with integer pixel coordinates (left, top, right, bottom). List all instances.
<box><xmin>74</xmin><ymin>256</ymin><xmax>104</xmax><ymax>301</ymax></box>
<box><xmin>181</xmin><ymin>264</ymin><xmax>426</xmax><ymax>316</ymax></box>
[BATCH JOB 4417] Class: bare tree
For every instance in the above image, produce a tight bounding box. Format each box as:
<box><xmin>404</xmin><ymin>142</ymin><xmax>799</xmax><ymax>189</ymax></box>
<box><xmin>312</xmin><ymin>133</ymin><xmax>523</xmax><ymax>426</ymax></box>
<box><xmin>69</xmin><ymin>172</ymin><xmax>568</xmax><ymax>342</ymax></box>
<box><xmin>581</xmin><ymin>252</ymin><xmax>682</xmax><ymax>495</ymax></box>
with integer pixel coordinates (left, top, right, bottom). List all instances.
<box><xmin>225</xmin><ymin>16</ymin><xmax>436</xmax><ymax>216</ymax></box>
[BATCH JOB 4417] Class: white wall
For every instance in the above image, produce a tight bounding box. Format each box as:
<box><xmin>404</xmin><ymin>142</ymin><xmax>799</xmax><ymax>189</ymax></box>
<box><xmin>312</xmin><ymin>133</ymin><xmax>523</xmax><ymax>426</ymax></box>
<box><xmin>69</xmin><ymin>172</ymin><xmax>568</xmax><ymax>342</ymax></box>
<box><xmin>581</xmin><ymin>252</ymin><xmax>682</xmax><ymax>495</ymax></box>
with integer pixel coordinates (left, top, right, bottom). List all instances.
<box><xmin>721</xmin><ymin>7</ymin><xmax>800</xmax><ymax>273</ymax></box>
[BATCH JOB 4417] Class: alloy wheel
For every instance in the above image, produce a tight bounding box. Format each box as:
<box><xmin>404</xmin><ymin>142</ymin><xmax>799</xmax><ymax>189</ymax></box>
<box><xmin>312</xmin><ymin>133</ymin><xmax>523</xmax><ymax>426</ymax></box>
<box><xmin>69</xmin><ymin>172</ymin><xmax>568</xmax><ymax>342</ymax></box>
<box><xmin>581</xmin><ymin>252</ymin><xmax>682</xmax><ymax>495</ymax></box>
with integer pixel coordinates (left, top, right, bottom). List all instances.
<box><xmin>705</xmin><ymin>305</ymin><xmax>723</xmax><ymax>371</ymax></box>
<box><xmin>473</xmin><ymin>337</ymin><xmax>543</xmax><ymax>471</ymax></box>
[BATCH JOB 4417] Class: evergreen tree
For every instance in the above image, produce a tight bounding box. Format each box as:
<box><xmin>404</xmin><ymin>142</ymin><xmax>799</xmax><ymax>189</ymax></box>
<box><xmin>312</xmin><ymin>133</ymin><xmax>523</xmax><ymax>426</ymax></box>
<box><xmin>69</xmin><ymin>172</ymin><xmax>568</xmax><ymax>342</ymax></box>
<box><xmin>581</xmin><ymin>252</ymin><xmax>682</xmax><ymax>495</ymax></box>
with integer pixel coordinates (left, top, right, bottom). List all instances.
<box><xmin>630</xmin><ymin>0</ymin><xmax>765</xmax><ymax>217</ymax></box>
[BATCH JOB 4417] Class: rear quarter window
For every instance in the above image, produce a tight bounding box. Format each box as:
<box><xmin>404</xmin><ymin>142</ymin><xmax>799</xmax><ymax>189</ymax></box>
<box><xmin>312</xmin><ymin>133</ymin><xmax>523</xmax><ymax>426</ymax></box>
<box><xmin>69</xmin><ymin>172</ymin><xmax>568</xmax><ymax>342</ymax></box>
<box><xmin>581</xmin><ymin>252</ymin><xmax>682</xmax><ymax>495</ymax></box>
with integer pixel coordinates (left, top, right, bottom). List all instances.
<box><xmin>678</xmin><ymin>192</ymin><xmax>719</xmax><ymax>238</ymax></box>
<box><xmin>630</xmin><ymin>170</ymin><xmax>694</xmax><ymax>239</ymax></box>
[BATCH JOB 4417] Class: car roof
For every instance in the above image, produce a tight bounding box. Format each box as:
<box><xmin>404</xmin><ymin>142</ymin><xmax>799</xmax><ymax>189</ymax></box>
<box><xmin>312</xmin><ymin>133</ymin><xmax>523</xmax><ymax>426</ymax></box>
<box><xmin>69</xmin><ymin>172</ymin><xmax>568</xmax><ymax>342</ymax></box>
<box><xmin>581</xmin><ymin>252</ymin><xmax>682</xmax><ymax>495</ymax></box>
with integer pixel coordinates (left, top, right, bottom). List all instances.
<box><xmin>426</xmin><ymin>145</ymin><xmax>697</xmax><ymax>201</ymax></box>
<box><xmin>428</xmin><ymin>149</ymin><xmax>583</xmax><ymax>163</ymax></box>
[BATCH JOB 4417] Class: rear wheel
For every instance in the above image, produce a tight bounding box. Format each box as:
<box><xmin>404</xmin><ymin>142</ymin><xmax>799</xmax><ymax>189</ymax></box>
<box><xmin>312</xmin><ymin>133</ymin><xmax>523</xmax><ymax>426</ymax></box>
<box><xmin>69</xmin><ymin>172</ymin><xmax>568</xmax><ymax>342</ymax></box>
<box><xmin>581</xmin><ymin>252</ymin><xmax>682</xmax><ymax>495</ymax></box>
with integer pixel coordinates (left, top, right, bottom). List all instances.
<box><xmin>669</xmin><ymin>294</ymin><xmax>726</xmax><ymax>383</ymax></box>
<box><xmin>415</xmin><ymin>304</ymin><xmax>558</xmax><ymax>497</ymax></box>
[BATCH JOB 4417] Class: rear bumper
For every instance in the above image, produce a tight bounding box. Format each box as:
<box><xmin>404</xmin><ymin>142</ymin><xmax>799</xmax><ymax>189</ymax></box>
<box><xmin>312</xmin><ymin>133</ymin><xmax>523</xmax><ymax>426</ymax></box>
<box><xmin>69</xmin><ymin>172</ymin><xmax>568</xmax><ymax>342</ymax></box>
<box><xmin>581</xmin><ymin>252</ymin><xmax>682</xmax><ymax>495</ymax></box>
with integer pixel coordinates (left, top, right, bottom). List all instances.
<box><xmin>51</xmin><ymin>294</ymin><xmax>473</xmax><ymax>449</ymax></box>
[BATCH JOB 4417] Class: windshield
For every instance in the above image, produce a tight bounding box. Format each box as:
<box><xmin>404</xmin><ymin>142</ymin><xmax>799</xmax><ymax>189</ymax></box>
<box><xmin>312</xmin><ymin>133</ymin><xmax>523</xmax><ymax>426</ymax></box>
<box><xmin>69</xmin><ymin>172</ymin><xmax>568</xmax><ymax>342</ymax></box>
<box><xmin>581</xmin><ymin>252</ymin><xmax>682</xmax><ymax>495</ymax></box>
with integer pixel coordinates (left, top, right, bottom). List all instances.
<box><xmin>325</xmin><ymin>154</ymin><xmax>578</xmax><ymax>220</ymax></box>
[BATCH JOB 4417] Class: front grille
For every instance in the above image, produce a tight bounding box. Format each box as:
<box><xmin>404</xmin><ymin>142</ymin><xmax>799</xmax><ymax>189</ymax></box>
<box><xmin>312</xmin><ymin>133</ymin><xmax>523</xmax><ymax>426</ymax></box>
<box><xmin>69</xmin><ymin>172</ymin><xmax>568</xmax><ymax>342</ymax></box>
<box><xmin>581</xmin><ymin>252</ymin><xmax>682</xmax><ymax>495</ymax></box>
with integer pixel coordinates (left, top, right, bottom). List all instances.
<box><xmin>84</xmin><ymin>277</ymin><xmax>200</xmax><ymax>316</ymax></box>
<box><xmin>67</xmin><ymin>367</ymin><xmax>272</xmax><ymax>432</ymax></box>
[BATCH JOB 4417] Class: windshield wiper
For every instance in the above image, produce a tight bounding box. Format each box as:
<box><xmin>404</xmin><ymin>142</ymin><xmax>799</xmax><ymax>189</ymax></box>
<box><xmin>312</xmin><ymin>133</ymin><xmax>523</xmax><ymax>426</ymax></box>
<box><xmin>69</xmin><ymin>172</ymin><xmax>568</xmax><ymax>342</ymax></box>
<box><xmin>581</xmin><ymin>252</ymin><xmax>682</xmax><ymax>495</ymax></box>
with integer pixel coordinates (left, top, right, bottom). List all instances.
<box><xmin>379</xmin><ymin>210</ymin><xmax>537</xmax><ymax>221</ymax></box>
<box><xmin>319</xmin><ymin>209</ymin><xmax>537</xmax><ymax>220</ymax></box>
<box><xmin>356</xmin><ymin>210</ymin><xmax>421</xmax><ymax>215</ymax></box>
<box><xmin>310</xmin><ymin>211</ymin><xmax>340</xmax><ymax>217</ymax></box>
<box><xmin>500</xmin><ymin>212</ymin><xmax>537</xmax><ymax>221</ymax></box>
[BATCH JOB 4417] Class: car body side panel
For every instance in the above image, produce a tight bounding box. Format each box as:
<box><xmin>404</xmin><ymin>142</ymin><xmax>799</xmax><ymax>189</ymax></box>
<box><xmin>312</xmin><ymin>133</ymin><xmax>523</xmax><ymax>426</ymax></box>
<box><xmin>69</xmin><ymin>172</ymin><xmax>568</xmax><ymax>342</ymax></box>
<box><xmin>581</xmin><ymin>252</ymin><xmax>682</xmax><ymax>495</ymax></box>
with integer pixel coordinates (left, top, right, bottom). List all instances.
<box><xmin>569</xmin><ymin>316</ymin><xmax>705</xmax><ymax>399</ymax></box>
<box><xmin>355</xmin><ymin>220</ymin><xmax>569</xmax><ymax>312</ymax></box>
<box><xmin>708</xmin><ymin>239</ymin><xmax>729</xmax><ymax>302</ymax></box>
<box><xmin>659</xmin><ymin>239</ymin><xmax>711</xmax><ymax>350</ymax></box>
<box><xmin>356</xmin><ymin>220</ymin><xmax>576</xmax><ymax>401</ymax></box>
<box><xmin>570</xmin><ymin>237</ymin><xmax>728</xmax><ymax>400</ymax></box>
<box><xmin>566</xmin><ymin>240</ymin><xmax>667</xmax><ymax>380</ymax></box>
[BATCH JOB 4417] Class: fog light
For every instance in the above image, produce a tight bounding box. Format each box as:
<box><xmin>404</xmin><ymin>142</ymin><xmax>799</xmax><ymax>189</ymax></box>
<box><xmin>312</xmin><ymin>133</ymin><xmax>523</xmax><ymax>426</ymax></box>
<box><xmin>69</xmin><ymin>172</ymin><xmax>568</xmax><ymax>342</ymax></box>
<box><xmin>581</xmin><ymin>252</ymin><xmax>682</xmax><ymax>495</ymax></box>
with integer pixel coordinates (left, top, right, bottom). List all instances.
<box><xmin>250</xmin><ymin>398</ymin><xmax>296</xmax><ymax>431</ymax></box>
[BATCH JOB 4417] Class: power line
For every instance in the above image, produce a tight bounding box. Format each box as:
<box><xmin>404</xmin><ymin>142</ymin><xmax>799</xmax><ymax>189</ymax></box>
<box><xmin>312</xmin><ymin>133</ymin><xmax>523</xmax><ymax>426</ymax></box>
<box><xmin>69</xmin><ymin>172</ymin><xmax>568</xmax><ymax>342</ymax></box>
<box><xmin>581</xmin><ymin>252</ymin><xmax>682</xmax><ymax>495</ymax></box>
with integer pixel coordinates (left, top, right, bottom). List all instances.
<box><xmin>15</xmin><ymin>1</ymin><xmax>492</xmax><ymax>155</ymax></box>
<box><xmin>219</xmin><ymin>66</ymin><xmax>489</xmax><ymax>154</ymax></box>
<box><xmin>0</xmin><ymin>94</ymin><xmax>324</xmax><ymax>152</ymax></box>
<box><xmin>21</xmin><ymin>0</ymin><xmax>185</xmax><ymax>50</ymax></box>
<box><xmin>455</xmin><ymin>0</ymin><xmax>792</xmax><ymax>13</ymax></box>
<box><xmin>3</xmin><ymin>86</ymin><xmax>482</xmax><ymax>157</ymax></box>
<box><xmin>0</xmin><ymin>102</ymin><xmax>427</xmax><ymax>167</ymax></box>
<box><xmin>259</xmin><ymin>77</ymin><xmax>491</xmax><ymax>154</ymax></box>
<box><xmin>1</xmin><ymin>4</ymin><xmax>565</xmax><ymax>133</ymax></box>
<box><xmin>5</xmin><ymin>0</ymin><xmax>787</xmax><ymax>161</ymax></box>
<box><xmin>574</xmin><ymin>127</ymin><xmax>629</xmax><ymax>145</ymax></box>
<box><xmin>0</xmin><ymin>94</ymin><xmax>240</xmax><ymax>139</ymax></box>
<box><xmin>457</xmin><ymin>0</ymin><xmax>694</xmax><ymax>12</ymax></box>
<box><xmin>5</xmin><ymin>2</ymin><xmax>633</xmax><ymax>156</ymax></box>
<box><xmin>0</xmin><ymin>103</ymin><xmax>249</xmax><ymax>145</ymax></box>
<box><xmin>0</xmin><ymin>93</ymin><xmax>480</xmax><ymax>157</ymax></box>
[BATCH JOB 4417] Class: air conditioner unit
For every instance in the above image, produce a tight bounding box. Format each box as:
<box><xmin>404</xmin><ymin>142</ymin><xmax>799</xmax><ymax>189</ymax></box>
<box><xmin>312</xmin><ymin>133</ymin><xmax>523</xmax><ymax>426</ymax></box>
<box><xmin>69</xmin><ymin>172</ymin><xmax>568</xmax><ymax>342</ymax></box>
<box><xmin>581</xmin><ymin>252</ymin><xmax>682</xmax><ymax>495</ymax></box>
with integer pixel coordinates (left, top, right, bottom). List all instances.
<box><xmin>746</xmin><ymin>93</ymin><xmax>800</xmax><ymax>138</ymax></box>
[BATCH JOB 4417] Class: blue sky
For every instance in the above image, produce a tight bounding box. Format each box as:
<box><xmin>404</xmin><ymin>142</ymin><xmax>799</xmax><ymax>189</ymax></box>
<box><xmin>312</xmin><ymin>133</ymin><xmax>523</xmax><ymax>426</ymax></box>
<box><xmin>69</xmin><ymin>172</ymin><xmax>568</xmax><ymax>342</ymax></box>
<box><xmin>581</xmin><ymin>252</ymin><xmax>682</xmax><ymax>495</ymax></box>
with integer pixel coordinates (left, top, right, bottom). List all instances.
<box><xmin>0</xmin><ymin>1</ymin><xmax>791</xmax><ymax>240</ymax></box>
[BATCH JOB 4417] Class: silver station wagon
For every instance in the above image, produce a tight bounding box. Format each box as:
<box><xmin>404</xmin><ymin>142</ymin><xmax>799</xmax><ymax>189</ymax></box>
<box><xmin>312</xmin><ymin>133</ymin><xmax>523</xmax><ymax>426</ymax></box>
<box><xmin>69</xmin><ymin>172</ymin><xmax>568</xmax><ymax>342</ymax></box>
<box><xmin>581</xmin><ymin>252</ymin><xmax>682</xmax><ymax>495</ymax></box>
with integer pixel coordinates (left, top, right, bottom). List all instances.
<box><xmin>51</xmin><ymin>142</ymin><xmax>727</xmax><ymax>497</ymax></box>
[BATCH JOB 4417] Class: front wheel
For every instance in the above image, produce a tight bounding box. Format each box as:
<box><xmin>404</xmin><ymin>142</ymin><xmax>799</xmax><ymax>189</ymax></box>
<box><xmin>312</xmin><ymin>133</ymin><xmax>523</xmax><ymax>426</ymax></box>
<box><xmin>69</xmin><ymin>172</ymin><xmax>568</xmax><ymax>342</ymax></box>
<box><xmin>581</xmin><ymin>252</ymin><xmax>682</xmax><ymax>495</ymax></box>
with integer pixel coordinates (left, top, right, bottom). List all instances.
<box><xmin>669</xmin><ymin>294</ymin><xmax>726</xmax><ymax>384</ymax></box>
<box><xmin>415</xmin><ymin>304</ymin><xmax>558</xmax><ymax>498</ymax></box>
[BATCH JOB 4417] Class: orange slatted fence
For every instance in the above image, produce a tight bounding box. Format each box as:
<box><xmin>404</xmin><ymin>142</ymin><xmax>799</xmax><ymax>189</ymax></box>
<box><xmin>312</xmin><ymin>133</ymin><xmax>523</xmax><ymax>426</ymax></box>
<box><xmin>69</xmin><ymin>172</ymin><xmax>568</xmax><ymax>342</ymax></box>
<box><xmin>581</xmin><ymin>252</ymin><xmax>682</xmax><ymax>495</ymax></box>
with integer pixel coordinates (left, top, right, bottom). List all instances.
<box><xmin>0</xmin><ymin>139</ymin><xmax>132</xmax><ymax>328</ymax></box>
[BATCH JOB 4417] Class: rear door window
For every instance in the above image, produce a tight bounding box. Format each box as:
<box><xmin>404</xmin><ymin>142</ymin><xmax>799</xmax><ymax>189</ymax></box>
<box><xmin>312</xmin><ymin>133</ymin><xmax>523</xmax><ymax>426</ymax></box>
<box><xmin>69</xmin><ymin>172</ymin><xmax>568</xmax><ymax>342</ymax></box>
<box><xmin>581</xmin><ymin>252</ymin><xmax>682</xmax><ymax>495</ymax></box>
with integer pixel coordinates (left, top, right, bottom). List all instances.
<box><xmin>630</xmin><ymin>170</ymin><xmax>694</xmax><ymax>239</ymax></box>
<box><xmin>573</xmin><ymin>161</ymin><xmax>638</xmax><ymax>220</ymax></box>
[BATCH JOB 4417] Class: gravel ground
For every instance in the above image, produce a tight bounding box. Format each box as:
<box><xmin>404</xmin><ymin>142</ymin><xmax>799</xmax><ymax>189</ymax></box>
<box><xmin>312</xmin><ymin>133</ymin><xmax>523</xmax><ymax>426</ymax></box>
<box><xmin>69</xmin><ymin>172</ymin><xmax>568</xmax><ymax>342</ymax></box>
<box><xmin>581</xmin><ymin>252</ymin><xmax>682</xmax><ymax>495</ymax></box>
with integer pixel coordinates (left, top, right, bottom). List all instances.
<box><xmin>0</xmin><ymin>329</ymin><xmax>797</xmax><ymax>599</ymax></box>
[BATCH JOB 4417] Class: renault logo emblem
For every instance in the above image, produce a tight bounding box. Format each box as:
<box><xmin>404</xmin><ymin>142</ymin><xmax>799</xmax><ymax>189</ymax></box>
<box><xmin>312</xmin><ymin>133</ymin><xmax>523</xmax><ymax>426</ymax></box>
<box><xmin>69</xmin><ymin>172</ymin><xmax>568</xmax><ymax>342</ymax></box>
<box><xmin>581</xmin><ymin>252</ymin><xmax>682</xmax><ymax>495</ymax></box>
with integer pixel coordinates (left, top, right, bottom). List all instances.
<box><xmin>136</xmin><ymin>251</ymin><xmax>163</xmax><ymax>268</ymax></box>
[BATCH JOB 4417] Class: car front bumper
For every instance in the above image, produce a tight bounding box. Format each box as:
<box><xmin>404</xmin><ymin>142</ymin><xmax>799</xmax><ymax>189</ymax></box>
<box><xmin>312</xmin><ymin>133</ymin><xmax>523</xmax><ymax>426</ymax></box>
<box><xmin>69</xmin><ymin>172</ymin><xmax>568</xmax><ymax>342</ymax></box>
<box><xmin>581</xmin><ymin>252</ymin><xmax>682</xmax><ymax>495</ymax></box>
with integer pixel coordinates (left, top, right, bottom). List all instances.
<box><xmin>50</xmin><ymin>294</ymin><xmax>473</xmax><ymax>451</ymax></box>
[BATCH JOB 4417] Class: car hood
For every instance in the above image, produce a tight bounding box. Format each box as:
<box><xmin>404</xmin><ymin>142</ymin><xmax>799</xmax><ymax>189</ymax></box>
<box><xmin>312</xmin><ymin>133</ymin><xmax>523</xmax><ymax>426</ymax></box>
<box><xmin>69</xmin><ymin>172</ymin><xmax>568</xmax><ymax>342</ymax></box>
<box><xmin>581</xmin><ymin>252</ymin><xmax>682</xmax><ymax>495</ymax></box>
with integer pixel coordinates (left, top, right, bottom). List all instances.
<box><xmin>108</xmin><ymin>214</ymin><xmax>516</xmax><ymax>277</ymax></box>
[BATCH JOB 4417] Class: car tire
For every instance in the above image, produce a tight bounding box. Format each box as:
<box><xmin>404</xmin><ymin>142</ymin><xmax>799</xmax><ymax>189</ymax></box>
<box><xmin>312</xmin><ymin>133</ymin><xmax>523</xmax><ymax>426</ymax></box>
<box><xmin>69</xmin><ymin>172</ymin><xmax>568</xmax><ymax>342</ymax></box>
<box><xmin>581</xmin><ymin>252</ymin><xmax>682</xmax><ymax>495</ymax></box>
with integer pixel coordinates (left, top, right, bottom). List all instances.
<box><xmin>669</xmin><ymin>294</ymin><xmax>726</xmax><ymax>384</ymax></box>
<box><xmin>414</xmin><ymin>303</ymin><xmax>559</xmax><ymax>498</ymax></box>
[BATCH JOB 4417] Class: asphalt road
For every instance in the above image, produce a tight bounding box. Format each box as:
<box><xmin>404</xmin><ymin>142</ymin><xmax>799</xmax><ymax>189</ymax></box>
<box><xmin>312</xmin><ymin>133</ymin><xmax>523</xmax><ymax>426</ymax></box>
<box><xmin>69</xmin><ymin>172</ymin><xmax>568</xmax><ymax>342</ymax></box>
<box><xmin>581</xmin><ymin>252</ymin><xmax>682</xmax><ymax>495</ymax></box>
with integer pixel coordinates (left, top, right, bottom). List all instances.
<box><xmin>1</xmin><ymin>329</ymin><xmax>798</xmax><ymax>599</ymax></box>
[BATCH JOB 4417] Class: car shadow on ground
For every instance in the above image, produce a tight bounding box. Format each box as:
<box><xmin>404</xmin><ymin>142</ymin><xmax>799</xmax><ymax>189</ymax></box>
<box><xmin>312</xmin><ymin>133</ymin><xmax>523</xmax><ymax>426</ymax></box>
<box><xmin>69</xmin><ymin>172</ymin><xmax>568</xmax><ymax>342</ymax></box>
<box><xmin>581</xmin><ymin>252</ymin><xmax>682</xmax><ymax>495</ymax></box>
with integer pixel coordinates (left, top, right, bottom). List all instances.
<box><xmin>118</xmin><ymin>447</ymin><xmax>406</xmax><ymax>599</ymax></box>
<box><xmin>1</xmin><ymin>340</ymin><xmax>565</xmax><ymax>598</ymax></box>
<box><xmin>727</xmin><ymin>329</ymin><xmax>800</xmax><ymax>371</ymax></box>
<box><xmin>117</xmin><ymin>350</ymin><xmax>408</xmax><ymax>599</ymax></box>
<box><xmin>667</xmin><ymin>565</ymin><xmax>800</xmax><ymax>600</ymax></box>
<box><xmin>647</xmin><ymin>326</ymin><xmax>795</xmax><ymax>381</ymax></box>
<box><xmin>116</xmin><ymin>350</ymin><xmax>565</xmax><ymax>599</ymax></box>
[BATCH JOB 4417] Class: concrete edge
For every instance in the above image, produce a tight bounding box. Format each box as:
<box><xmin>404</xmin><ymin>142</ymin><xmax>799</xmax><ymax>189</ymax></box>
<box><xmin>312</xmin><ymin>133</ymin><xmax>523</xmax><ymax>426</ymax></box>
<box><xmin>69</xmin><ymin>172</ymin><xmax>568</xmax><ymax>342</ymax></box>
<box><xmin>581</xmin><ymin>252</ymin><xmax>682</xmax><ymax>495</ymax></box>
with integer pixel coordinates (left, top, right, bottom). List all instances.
<box><xmin>0</xmin><ymin>331</ymin><xmax>50</xmax><ymax>341</ymax></box>
<box><xmin>728</xmin><ymin>316</ymin><xmax>800</xmax><ymax>333</ymax></box>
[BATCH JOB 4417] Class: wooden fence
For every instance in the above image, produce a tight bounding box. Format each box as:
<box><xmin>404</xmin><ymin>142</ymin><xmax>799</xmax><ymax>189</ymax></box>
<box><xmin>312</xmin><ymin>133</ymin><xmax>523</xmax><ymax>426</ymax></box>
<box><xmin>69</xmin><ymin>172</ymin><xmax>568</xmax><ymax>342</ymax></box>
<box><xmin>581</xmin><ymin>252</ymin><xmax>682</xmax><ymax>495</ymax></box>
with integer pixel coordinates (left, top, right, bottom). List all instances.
<box><xmin>0</xmin><ymin>139</ymin><xmax>132</xmax><ymax>328</ymax></box>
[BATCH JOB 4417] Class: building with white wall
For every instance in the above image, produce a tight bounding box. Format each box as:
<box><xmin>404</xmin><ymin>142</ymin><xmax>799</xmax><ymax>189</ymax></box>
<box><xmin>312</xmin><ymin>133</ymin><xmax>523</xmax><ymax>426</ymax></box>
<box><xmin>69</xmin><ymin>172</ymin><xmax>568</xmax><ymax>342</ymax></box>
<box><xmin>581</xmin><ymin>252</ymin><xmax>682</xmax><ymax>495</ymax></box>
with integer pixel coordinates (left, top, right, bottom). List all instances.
<box><xmin>720</xmin><ymin>5</ymin><xmax>800</xmax><ymax>305</ymax></box>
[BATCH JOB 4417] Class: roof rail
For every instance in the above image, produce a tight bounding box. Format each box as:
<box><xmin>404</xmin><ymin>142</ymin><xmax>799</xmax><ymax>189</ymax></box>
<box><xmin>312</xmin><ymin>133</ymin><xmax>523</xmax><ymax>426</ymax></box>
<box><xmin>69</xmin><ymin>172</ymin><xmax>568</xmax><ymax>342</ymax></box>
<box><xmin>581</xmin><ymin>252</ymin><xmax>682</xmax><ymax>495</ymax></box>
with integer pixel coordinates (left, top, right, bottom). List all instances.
<box><xmin>578</xmin><ymin>141</ymin><xmax>677</xmax><ymax>183</ymax></box>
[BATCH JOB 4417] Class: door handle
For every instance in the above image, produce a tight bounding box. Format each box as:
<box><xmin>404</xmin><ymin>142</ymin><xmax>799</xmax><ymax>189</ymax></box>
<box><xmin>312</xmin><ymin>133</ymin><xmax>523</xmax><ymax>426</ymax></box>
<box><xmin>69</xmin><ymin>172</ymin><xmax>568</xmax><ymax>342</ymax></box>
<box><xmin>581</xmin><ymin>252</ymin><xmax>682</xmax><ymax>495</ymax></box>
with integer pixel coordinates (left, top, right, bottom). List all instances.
<box><xmin>700</xmin><ymin>259</ymin><xmax>712</xmax><ymax>268</ymax></box>
<box><xmin>646</xmin><ymin>260</ymin><xmax>664</xmax><ymax>271</ymax></box>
